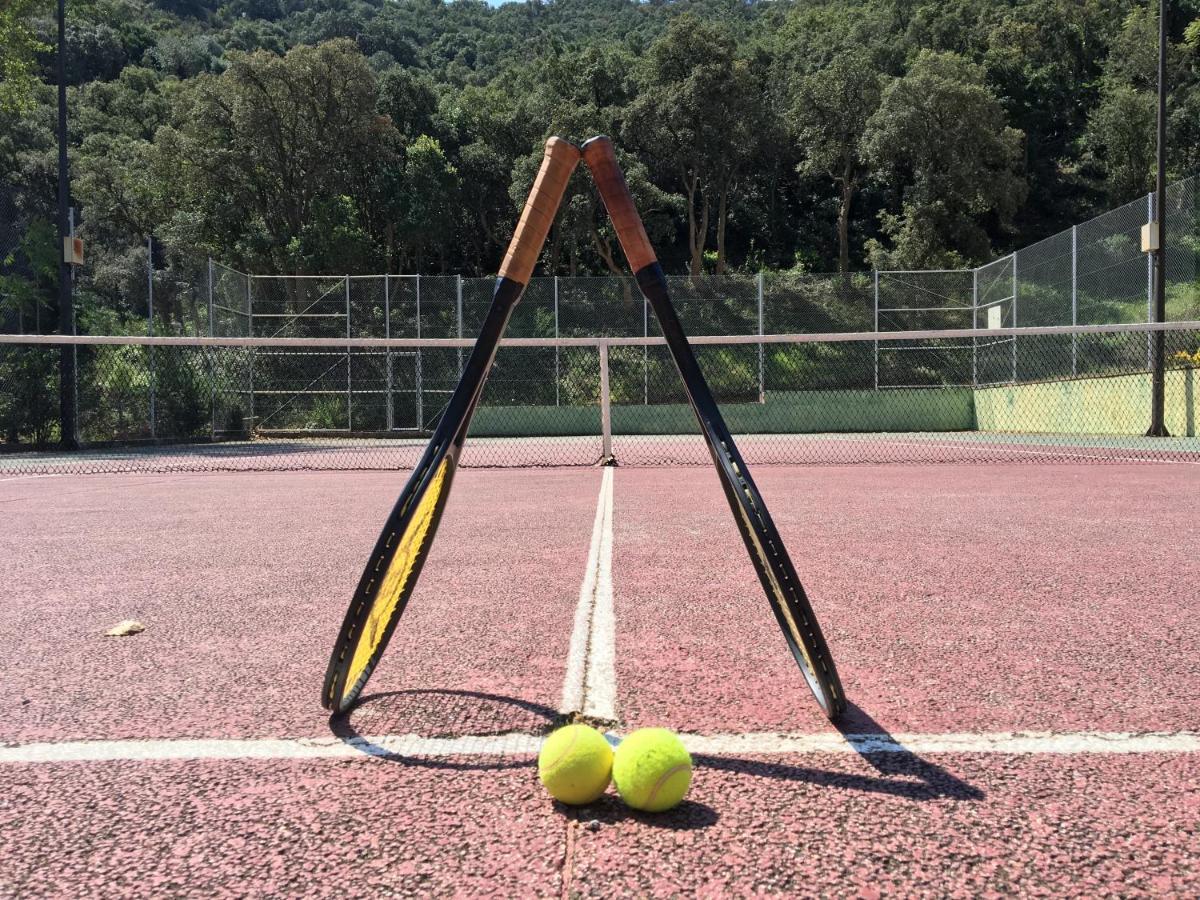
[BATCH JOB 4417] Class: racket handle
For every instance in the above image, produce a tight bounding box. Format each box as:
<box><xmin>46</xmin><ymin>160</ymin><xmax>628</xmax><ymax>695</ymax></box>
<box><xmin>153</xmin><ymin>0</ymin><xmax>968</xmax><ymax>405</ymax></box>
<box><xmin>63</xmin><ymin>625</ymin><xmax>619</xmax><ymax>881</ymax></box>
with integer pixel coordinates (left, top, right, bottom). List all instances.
<box><xmin>580</xmin><ymin>136</ymin><xmax>658</xmax><ymax>274</ymax></box>
<box><xmin>498</xmin><ymin>137</ymin><xmax>581</xmax><ymax>285</ymax></box>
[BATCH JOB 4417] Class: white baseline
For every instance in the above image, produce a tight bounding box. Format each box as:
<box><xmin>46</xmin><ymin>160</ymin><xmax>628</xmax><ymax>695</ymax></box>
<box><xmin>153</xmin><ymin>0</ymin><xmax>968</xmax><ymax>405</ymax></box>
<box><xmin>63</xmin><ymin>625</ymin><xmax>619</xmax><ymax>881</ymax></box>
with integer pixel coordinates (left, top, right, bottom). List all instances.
<box><xmin>2</xmin><ymin>731</ymin><xmax>1198</xmax><ymax>764</ymax></box>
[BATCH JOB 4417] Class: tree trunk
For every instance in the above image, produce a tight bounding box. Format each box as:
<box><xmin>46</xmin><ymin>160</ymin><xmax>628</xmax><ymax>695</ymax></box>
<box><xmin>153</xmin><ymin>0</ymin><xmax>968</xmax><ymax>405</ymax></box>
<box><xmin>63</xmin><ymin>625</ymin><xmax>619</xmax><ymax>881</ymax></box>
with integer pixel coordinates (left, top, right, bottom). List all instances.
<box><xmin>838</xmin><ymin>160</ymin><xmax>857</xmax><ymax>275</ymax></box>
<box><xmin>684</xmin><ymin>170</ymin><xmax>706</xmax><ymax>278</ymax></box>
<box><xmin>715</xmin><ymin>180</ymin><xmax>729</xmax><ymax>277</ymax></box>
<box><xmin>590</xmin><ymin>225</ymin><xmax>624</xmax><ymax>276</ymax></box>
<box><xmin>693</xmin><ymin>197</ymin><xmax>709</xmax><ymax>278</ymax></box>
<box><xmin>837</xmin><ymin>184</ymin><xmax>852</xmax><ymax>274</ymax></box>
<box><xmin>547</xmin><ymin>223</ymin><xmax>562</xmax><ymax>275</ymax></box>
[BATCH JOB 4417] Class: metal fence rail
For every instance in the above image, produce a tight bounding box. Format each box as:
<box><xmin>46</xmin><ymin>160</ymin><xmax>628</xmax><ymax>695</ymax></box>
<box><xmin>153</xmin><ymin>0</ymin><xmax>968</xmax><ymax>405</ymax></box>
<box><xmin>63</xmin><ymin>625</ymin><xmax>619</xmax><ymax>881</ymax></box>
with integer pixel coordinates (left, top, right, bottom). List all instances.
<box><xmin>2</xmin><ymin>324</ymin><xmax>1197</xmax><ymax>474</ymax></box>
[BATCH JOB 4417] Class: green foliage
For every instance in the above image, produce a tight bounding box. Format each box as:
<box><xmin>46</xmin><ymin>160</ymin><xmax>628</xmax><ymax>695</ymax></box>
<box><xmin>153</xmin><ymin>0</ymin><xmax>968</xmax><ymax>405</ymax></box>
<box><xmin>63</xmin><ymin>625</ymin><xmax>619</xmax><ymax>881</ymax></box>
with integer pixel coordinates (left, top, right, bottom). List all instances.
<box><xmin>0</xmin><ymin>0</ymin><xmax>50</xmax><ymax>114</ymax></box>
<box><xmin>0</xmin><ymin>346</ymin><xmax>58</xmax><ymax>446</ymax></box>
<box><xmin>863</xmin><ymin>51</ymin><xmax>1026</xmax><ymax>269</ymax></box>
<box><xmin>1</xmin><ymin>0</ymin><xmax>1198</xmax><ymax>287</ymax></box>
<box><xmin>790</xmin><ymin>53</ymin><xmax>883</xmax><ymax>272</ymax></box>
<box><xmin>153</xmin><ymin>38</ymin><xmax>398</xmax><ymax>272</ymax></box>
<box><xmin>625</xmin><ymin>14</ymin><xmax>765</xmax><ymax>276</ymax></box>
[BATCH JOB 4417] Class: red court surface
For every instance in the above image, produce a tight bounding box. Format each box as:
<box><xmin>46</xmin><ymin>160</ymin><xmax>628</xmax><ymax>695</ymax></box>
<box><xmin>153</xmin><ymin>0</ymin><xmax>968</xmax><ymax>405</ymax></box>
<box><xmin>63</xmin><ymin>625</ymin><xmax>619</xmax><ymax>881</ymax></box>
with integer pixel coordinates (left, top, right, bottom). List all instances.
<box><xmin>0</xmin><ymin>470</ymin><xmax>592</xmax><ymax>742</ymax></box>
<box><xmin>612</xmin><ymin>465</ymin><xmax>1200</xmax><ymax>735</ymax></box>
<box><xmin>2</xmin><ymin>464</ymin><xmax>1198</xmax><ymax>896</ymax></box>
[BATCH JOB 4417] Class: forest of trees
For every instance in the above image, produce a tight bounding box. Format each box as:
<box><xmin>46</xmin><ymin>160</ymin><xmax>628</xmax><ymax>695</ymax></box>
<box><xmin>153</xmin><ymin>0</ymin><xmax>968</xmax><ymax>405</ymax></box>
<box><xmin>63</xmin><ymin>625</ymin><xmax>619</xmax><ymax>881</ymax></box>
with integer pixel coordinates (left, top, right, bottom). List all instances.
<box><xmin>2</xmin><ymin>0</ymin><xmax>1199</xmax><ymax>313</ymax></box>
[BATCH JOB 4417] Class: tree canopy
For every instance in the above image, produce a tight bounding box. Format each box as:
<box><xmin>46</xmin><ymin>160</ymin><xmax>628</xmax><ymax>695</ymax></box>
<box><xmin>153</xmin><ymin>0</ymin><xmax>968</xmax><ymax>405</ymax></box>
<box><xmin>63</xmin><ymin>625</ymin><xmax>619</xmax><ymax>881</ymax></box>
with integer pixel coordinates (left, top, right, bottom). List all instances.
<box><xmin>2</xmin><ymin>0</ymin><xmax>1198</xmax><ymax>301</ymax></box>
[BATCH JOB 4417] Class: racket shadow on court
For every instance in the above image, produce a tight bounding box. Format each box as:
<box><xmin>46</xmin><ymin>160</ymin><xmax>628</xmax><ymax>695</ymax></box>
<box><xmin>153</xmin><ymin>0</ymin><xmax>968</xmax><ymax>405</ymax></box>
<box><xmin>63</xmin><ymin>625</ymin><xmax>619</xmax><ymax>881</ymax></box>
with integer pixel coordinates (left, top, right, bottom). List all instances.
<box><xmin>695</xmin><ymin>702</ymin><xmax>984</xmax><ymax>802</ymax></box>
<box><xmin>328</xmin><ymin>688</ymin><xmax>560</xmax><ymax>772</ymax></box>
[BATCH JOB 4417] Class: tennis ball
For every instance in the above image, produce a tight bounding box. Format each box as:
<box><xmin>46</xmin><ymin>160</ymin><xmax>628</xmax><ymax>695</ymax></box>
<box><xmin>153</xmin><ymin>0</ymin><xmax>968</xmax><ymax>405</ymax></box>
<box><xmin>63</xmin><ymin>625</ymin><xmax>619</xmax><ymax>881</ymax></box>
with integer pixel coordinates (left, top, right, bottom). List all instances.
<box><xmin>612</xmin><ymin>728</ymin><xmax>692</xmax><ymax>812</ymax></box>
<box><xmin>538</xmin><ymin>724</ymin><xmax>613</xmax><ymax>805</ymax></box>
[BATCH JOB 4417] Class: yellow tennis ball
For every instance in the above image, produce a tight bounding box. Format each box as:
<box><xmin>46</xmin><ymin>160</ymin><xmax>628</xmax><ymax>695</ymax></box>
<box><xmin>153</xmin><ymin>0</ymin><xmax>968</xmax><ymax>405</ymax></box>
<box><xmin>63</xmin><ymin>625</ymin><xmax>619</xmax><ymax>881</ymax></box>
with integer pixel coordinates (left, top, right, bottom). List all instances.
<box><xmin>612</xmin><ymin>727</ymin><xmax>693</xmax><ymax>812</ymax></box>
<box><xmin>538</xmin><ymin>724</ymin><xmax>613</xmax><ymax>805</ymax></box>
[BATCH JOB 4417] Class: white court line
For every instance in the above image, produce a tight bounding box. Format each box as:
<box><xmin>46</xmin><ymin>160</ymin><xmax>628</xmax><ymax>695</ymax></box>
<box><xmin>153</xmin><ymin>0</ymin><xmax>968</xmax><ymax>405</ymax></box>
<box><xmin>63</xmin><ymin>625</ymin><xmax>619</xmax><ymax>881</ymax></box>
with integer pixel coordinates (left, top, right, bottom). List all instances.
<box><xmin>873</xmin><ymin>436</ymin><xmax>1200</xmax><ymax>466</ymax></box>
<box><xmin>583</xmin><ymin>468</ymin><xmax>617</xmax><ymax>721</ymax></box>
<box><xmin>2</xmin><ymin>730</ymin><xmax>1197</xmax><ymax>764</ymax></box>
<box><xmin>559</xmin><ymin>466</ymin><xmax>617</xmax><ymax>721</ymax></box>
<box><xmin>0</xmin><ymin>474</ymin><xmax>63</xmax><ymax>483</ymax></box>
<box><xmin>559</xmin><ymin>468</ymin><xmax>605</xmax><ymax>714</ymax></box>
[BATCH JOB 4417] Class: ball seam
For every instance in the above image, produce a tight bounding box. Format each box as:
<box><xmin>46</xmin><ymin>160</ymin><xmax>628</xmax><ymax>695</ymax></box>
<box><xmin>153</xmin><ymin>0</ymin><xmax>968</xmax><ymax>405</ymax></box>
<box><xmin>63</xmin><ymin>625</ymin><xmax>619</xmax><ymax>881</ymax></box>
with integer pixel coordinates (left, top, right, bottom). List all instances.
<box><xmin>645</xmin><ymin>762</ymin><xmax>691</xmax><ymax>808</ymax></box>
<box><xmin>540</xmin><ymin>726</ymin><xmax>581</xmax><ymax>776</ymax></box>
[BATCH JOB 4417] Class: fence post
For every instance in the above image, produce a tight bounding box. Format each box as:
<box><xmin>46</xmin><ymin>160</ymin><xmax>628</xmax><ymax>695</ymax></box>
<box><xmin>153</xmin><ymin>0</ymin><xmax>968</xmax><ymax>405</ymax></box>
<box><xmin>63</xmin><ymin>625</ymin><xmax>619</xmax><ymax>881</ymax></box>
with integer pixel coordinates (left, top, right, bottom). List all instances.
<box><xmin>1011</xmin><ymin>253</ymin><xmax>1018</xmax><ymax>384</ymax></box>
<box><xmin>873</xmin><ymin>270</ymin><xmax>879</xmax><ymax>390</ymax></box>
<box><xmin>554</xmin><ymin>275</ymin><xmax>560</xmax><ymax>407</ymax></box>
<box><xmin>1146</xmin><ymin>192</ymin><xmax>1154</xmax><ymax>371</ymax></box>
<box><xmin>643</xmin><ymin>284</ymin><xmax>649</xmax><ymax>405</ymax></box>
<box><xmin>971</xmin><ymin>267</ymin><xmax>978</xmax><ymax>388</ymax></box>
<box><xmin>385</xmin><ymin>274</ymin><xmax>393</xmax><ymax>431</ymax></box>
<box><xmin>1070</xmin><ymin>224</ymin><xmax>1078</xmax><ymax>376</ymax></box>
<box><xmin>147</xmin><ymin>235</ymin><xmax>156</xmax><ymax>440</ymax></box>
<box><xmin>207</xmin><ymin>258</ymin><xmax>214</xmax><ymax>337</ymax></box>
<box><xmin>63</xmin><ymin>208</ymin><xmax>78</xmax><ymax>448</ymax></box>
<box><xmin>457</xmin><ymin>274</ymin><xmax>464</xmax><ymax>377</ymax></box>
<box><xmin>599</xmin><ymin>341</ymin><xmax>612</xmax><ymax>462</ymax></box>
<box><xmin>247</xmin><ymin>273</ymin><xmax>254</xmax><ymax>431</ymax></box>
<box><xmin>207</xmin><ymin>257</ymin><xmax>215</xmax><ymax>438</ymax></box>
<box><xmin>345</xmin><ymin>275</ymin><xmax>352</xmax><ymax>432</ymax></box>
<box><xmin>415</xmin><ymin>274</ymin><xmax>423</xmax><ymax>430</ymax></box>
<box><xmin>757</xmin><ymin>271</ymin><xmax>765</xmax><ymax>403</ymax></box>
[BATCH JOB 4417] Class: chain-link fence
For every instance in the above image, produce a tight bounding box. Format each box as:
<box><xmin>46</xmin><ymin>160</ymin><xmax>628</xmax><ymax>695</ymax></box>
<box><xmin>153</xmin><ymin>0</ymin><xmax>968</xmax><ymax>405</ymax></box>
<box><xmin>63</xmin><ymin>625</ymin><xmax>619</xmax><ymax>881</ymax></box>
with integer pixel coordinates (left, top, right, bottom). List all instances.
<box><xmin>3</xmin><ymin>172</ymin><xmax>1198</xmax><ymax>473</ymax></box>
<box><xmin>2</xmin><ymin>323</ymin><xmax>1197</xmax><ymax>474</ymax></box>
<box><xmin>0</xmin><ymin>184</ymin><xmax>55</xmax><ymax>335</ymax></box>
<box><xmin>5</xmin><ymin>175</ymin><xmax>1196</xmax><ymax>345</ymax></box>
<box><xmin>990</xmin><ymin>175</ymin><xmax>1200</xmax><ymax>328</ymax></box>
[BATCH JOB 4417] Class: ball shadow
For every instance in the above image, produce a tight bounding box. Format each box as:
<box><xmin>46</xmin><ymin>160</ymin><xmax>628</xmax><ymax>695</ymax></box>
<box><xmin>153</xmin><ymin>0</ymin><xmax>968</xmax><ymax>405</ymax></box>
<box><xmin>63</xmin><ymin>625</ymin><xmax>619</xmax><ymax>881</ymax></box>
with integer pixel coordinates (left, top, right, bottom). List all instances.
<box><xmin>556</xmin><ymin>793</ymin><xmax>720</xmax><ymax>831</ymax></box>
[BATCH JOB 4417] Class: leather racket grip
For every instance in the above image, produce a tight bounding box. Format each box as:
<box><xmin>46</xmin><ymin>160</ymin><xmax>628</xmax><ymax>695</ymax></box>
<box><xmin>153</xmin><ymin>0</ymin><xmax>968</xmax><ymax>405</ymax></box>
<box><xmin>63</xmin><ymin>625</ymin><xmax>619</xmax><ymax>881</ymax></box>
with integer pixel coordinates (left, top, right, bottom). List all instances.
<box><xmin>498</xmin><ymin>137</ymin><xmax>581</xmax><ymax>285</ymax></box>
<box><xmin>581</xmin><ymin>136</ymin><xmax>658</xmax><ymax>273</ymax></box>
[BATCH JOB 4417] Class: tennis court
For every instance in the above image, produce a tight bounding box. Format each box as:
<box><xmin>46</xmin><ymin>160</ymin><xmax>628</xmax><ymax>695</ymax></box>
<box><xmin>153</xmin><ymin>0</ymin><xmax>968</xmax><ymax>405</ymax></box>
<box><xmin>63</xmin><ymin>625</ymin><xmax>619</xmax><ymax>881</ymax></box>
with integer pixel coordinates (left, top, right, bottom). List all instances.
<box><xmin>2</xmin><ymin>455</ymin><xmax>1198</xmax><ymax>895</ymax></box>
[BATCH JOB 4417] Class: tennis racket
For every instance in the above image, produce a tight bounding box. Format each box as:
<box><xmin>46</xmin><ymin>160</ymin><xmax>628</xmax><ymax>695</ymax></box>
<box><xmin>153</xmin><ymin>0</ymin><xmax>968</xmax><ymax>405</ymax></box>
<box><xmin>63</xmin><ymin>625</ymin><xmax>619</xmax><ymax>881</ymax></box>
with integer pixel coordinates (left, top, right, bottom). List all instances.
<box><xmin>581</xmin><ymin>136</ymin><xmax>846</xmax><ymax>720</ymax></box>
<box><xmin>323</xmin><ymin>137</ymin><xmax>581</xmax><ymax>713</ymax></box>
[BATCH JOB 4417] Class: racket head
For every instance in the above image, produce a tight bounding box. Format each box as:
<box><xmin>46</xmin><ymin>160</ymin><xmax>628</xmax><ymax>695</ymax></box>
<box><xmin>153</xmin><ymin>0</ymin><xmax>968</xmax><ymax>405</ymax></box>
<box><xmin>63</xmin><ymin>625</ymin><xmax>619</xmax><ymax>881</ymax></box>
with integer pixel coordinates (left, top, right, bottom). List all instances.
<box><xmin>322</xmin><ymin>452</ymin><xmax>458</xmax><ymax>713</ymax></box>
<box><xmin>581</xmin><ymin>136</ymin><xmax>846</xmax><ymax>720</ymax></box>
<box><xmin>708</xmin><ymin>439</ymin><xmax>846</xmax><ymax>719</ymax></box>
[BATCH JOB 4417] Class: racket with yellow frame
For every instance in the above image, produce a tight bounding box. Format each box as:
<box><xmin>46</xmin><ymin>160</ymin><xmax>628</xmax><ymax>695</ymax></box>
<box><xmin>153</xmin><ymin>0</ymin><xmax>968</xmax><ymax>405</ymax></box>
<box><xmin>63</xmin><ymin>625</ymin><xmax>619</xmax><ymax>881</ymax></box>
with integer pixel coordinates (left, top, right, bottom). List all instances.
<box><xmin>322</xmin><ymin>138</ymin><xmax>581</xmax><ymax>713</ymax></box>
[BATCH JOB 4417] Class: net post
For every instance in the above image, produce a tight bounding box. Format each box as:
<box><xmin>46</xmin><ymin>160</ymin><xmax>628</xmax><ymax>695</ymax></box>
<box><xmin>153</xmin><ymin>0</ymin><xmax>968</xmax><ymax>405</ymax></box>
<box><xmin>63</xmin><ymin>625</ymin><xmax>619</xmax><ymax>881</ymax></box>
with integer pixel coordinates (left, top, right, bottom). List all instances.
<box><xmin>757</xmin><ymin>270</ymin><xmax>765</xmax><ymax>403</ymax></box>
<box><xmin>385</xmin><ymin>274</ymin><xmax>393</xmax><ymax>431</ymax></box>
<box><xmin>147</xmin><ymin>234</ymin><xmax>156</xmax><ymax>440</ymax></box>
<box><xmin>1011</xmin><ymin>253</ymin><xmax>1018</xmax><ymax>384</ymax></box>
<box><xmin>345</xmin><ymin>274</ymin><xmax>352</xmax><ymax>432</ymax></box>
<box><xmin>873</xmin><ymin>270</ymin><xmax>879</xmax><ymax>390</ymax></box>
<box><xmin>1071</xmin><ymin>224</ymin><xmax>1078</xmax><ymax>376</ymax></box>
<box><xmin>415</xmin><ymin>275</ymin><xmax>423</xmax><ymax>431</ymax></box>
<box><xmin>599</xmin><ymin>341</ymin><xmax>612</xmax><ymax>461</ymax></box>
<box><xmin>554</xmin><ymin>275</ymin><xmax>560</xmax><ymax>407</ymax></box>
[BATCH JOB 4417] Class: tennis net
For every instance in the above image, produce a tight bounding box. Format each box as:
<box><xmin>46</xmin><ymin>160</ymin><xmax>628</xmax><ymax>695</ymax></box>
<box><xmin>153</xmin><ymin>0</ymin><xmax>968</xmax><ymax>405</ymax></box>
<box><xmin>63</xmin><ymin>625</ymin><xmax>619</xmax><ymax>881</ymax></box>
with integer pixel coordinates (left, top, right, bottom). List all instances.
<box><xmin>1</xmin><ymin>323</ymin><xmax>1197</xmax><ymax>474</ymax></box>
